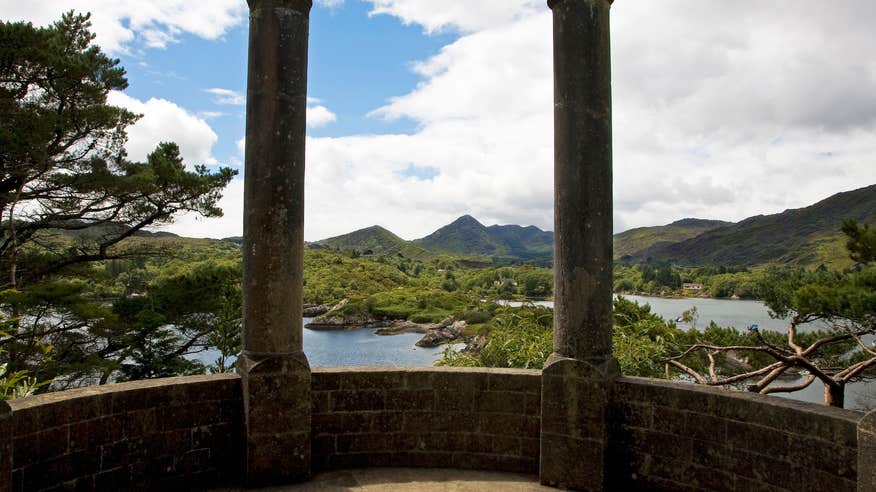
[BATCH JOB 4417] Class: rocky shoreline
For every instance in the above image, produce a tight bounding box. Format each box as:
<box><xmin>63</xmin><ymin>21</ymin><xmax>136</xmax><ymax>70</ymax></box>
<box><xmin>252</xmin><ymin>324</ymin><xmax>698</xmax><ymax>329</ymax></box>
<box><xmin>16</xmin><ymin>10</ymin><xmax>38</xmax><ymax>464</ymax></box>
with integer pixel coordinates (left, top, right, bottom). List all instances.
<box><xmin>304</xmin><ymin>300</ymin><xmax>467</xmax><ymax>348</ymax></box>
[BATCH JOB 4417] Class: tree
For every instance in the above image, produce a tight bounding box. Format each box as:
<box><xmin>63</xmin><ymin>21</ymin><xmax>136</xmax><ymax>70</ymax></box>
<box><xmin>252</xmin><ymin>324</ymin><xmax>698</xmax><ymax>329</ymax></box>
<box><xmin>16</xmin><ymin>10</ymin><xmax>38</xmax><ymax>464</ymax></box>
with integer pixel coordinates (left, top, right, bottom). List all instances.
<box><xmin>668</xmin><ymin>220</ymin><xmax>876</xmax><ymax>407</ymax></box>
<box><xmin>0</xmin><ymin>12</ymin><xmax>235</xmax><ymax>287</ymax></box>
<box><xmin>0</xmin><ymin>12</ymin><xmax>236</xmax><ymax>388</ymax></box>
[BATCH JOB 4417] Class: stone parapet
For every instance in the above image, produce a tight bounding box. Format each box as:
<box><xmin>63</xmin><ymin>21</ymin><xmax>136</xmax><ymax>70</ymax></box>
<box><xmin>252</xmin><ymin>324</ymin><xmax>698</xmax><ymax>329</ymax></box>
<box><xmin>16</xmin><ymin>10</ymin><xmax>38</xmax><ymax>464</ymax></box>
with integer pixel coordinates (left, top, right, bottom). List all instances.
<box><xmin>610</xmin><ymin>377</ymin><xmax>863</xmax><ymax>492</ymax></box>
<box><xmin>6</xmin><ymin>375</ymin><xmax>241</xmax><ymax>492</ymax></box>
<box><xmin>311</xmin><ymin>367</ymin><xmax>542</xmax><ymax>474</ymax></box>
<box><xmin>0</xmin><ymin>400</ymin><xmax>11</xmax><ymax>492</ymax></box>
<box><xmin>860</xmin><ymin>409</ymin><xmax>876</xmax><ymax>492</ymax></box>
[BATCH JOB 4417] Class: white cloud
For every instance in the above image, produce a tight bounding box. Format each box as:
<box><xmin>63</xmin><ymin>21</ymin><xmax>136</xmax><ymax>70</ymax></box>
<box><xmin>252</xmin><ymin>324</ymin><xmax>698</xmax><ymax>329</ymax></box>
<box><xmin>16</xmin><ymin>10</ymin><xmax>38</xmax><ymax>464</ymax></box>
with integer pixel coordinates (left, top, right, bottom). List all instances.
<box><xmin>166</xmin><ymin>0</ymin><xmax>876</xmax><ymax>240</ymax></box>
<box><xmin>0</xmin><ymin>0</ymin><xmax>245</xmax><ymax>54</ymax></box>
<box><xmin>107</xmin><ymin>91</ymin><xmax>219</xmax><ymax>166</ymax></box>
<box><xmin>366</xmin><ymin>0</ymin><xmax>544</xmax><ymax>34</ymax></box>
<box><xmin>159</xmin><ymin>178</ymin><xmax>245</xmax><ymax>239</ymax></box>
<box><xmin>307</xmin><ymin>105</ymin><xmax>338</xmax><ymax>128</ymax></box>
<box><xmin>298</xmin><ymin>0</ymin><xmax>876</xmax><ymax>240</ymax></box>
<box><xmin>199</xmin><ymin>111</ymin><xmax>225</xmax><ymax>120</ymax></box>
<box><xmin>206</xmin><ymin>88</ymin><xmax>245</xmax><ymax>106</ymax></box>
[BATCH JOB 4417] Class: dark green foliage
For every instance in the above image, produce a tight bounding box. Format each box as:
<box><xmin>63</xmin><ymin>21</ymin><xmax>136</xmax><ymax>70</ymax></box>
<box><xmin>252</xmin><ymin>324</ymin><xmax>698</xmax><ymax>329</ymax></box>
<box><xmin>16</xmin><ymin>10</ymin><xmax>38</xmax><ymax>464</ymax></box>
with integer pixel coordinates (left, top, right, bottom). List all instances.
<box><xmin>842</xmin><ymin>219</ymin><xmax>876</xmax><ymax>264</ymax></box>
<box><xmin>0</xmin><ymin>13</ymin><xmax>236</xmax><ymax>287</ymax></box>
<box><xmin>0</xmin><ymin>13</ymin><xmax>235</xmax><ymax>391</ymax></box>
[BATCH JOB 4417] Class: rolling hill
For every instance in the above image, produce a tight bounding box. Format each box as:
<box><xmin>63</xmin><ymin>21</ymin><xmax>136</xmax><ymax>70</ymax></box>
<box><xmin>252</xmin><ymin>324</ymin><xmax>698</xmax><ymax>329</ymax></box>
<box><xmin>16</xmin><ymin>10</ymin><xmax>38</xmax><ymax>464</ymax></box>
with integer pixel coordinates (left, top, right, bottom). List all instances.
<box><xmin>613</xmin><ymin>218</ymin><xmax>732</xmax><ymax>260</ymax></box>
<box><xmin>316</xmin><ymin>225</ymin><xmax>432</xmax><ymax>259</ymax></box>
<box><xmin>627</xmin><ymin>184</ymin><xmax>876</xmax><ymax>268</ymax></box>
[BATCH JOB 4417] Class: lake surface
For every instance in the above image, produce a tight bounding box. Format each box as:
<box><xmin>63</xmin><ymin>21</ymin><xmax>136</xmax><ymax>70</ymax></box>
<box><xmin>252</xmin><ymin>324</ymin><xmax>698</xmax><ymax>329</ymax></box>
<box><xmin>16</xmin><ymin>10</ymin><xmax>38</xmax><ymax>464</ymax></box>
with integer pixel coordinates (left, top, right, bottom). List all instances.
<box><xmin>193</xmin><ymin>299</ymin><xmax>874</xmax><ymax>412</ymax></box>
<box><xmin>301</xmin><ymin>319</ymin><xmax>444</xmax><ymax>367</ymax></box>
<box><xmin>192</xmin><ymin>318</ymin><xmax>443</xmax><ymax>368</ymax></box>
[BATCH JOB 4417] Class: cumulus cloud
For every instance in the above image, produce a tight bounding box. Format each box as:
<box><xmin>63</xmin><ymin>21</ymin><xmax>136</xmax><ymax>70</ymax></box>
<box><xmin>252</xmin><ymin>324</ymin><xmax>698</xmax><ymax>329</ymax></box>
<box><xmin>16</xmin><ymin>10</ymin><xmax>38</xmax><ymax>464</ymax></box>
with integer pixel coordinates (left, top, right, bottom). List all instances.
<box><xmin>24</xmin><ymin>0</ymin><xmax>869</xmax><ymax>240</ymax></box>
<box><xmin>107</xmin><ymin>91</ymin><xmax>219</xmax><ymax>166</ymax></box>
<box><xmin>290</xmin><ymin>0</ymin><xmax>876</xmax><ymax>241</ymax></box>
<box><xmin>307</xmin><ymin>105</ymin><xmax>338</xmax><ymax>128</ymax></box>
<box><xmin>0</xmin><ymin>0</ymin><xmax>245</xmax><ymax>54</ymax></box>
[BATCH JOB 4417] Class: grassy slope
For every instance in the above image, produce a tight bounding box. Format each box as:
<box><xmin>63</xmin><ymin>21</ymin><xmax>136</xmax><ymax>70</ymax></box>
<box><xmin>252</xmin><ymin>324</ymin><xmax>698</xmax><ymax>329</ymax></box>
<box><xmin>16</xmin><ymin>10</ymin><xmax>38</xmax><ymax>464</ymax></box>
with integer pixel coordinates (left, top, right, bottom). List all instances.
<box><xmin>631</xmin><ymin>184</ymin><xmax>876</xmax><ymax>268</ymax></box>
<box><xmin>614</xmin><ymin>219</ymin><xmax>732</xmax><ymax>259</ymax></box>
<box><xmin>317</xmin><ymin>225</ymin><xmax>433</xmax><ymax>260</ymax></box>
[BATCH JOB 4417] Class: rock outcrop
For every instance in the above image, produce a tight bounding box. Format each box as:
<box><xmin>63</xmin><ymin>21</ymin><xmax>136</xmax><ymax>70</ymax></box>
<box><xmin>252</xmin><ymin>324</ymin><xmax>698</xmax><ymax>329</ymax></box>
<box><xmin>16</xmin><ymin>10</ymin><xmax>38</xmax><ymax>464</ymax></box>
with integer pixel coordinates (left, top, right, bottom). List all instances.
<box><xmin>303</xmin><ymin>303</ymin><xmax>331</xmax><ymax>317</ymax></box>
<box><xmin>415</xmin><ymin>318</ymin><xmax>466</xmax><ymax>348</ymax></box>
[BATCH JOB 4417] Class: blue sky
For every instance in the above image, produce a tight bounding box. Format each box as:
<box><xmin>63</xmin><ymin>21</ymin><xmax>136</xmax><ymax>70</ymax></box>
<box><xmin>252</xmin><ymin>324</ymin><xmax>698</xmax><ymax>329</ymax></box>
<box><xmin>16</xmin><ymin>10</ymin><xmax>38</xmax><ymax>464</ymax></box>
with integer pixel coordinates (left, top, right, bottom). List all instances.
<box><xmin>2</xmin><ymin>1</ymin><xmax>875</xmax><ymax>240</ymax></box>
<box><xmin>118</xmin><ymin>2</ymin><xmax>456</xmax><ymax>165</ymax></box>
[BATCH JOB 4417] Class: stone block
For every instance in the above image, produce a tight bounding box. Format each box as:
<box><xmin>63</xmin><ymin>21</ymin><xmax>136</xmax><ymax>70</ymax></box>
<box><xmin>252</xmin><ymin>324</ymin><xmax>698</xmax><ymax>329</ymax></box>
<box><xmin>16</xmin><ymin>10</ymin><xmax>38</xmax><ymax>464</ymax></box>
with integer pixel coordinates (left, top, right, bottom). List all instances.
<box><xmin>860</xmin><ymin>410</ymin><xmax>876</xmax><ymax>492</ymax></box>
<box><xmin>0</xmin><ymin>401</ymin><xmax>11</xmax><ymax>492</ymax></box>
<box><xmin>387</xmin><ymin>389</ymin><xmax>434</xmax><ymax>412</ymax></box>
<box><xmin>338</xmin><ymin>370</ymin><xmax>403</xmax><ymax>391</ymax></box>
<box><xmin>330</xmin><ymin>390</ymin><xmax>384</xmax><ymax>412</ymax></box>
<box><xmin>435</xmin><ymin>390</ymin><xmax>475</xmax><ymax>413</ymax></box>
<box><xmin>539</xmin><ymin>356</ymin><xmax>618</xmax><ymax>491</ymax></box>
<box><xmin>239</xmin><ymin>351</ymin><xmax>311</xmax><ymax>486</ymax></box>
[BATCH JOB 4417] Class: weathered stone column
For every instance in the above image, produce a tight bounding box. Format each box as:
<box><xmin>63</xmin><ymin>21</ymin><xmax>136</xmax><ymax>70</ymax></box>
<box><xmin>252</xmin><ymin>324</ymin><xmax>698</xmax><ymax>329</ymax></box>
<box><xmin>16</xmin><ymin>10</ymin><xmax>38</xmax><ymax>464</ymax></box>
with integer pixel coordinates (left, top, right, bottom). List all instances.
<box><xmin>239</xmin><ymin>0</ymin><xmax>312</xmax><ymax>485</ymax></box>
<box><xmin>860</xmin><ymin>410</ymin><xmax>876</xmax><ymax>492</ymax></box>
<box><xmin>541</xmin><ymin>0</ymin><xmax>617</xmax><ymax>490</ymax></box>
<box><xmin>0</xmin><ymin>401</ymin><xmax>11</xmax><ymax>492</ymax></box>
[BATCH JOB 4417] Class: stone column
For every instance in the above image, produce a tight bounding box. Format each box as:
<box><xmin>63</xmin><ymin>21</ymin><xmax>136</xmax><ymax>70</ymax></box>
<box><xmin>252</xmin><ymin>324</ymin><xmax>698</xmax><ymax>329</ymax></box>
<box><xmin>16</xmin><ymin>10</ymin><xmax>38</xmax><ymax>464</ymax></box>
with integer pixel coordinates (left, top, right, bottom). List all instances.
<box><xmin>541</xmin><ymin>0</ymin><xmax>617</xmax><ymax>490</ymax></box>
<box><xmin>0</xmin><ymin>400</ymin><xmax>11</xmax><ymax>492</ymax></box>
<box><xmin>239</xmin><ymin>0</ymin><xmax>312</xmax><ymax>485</ymax></box>
<box><xmin>860</xmin><ymin>410</ymin><xmax>876</xmax><ymax>492</ymax></box>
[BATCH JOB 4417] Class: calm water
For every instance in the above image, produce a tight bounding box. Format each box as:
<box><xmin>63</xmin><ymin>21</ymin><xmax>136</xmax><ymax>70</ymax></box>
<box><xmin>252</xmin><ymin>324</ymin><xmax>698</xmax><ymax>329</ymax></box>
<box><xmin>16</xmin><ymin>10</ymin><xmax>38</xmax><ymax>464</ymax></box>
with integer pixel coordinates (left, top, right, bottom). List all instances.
<box><xmin>301</xmin><ymin>319</ymin><xmax>444</xmax><ymax>366</ymax></box>
<box><xmin>192</xmin><ymin>318</ymin><xmax>443</xmax><ymax>368</ymax></box>
<box><xmin>193</xmin><ymin>300</ymin><xmax>874</xmax><ymax>411</ymax></box>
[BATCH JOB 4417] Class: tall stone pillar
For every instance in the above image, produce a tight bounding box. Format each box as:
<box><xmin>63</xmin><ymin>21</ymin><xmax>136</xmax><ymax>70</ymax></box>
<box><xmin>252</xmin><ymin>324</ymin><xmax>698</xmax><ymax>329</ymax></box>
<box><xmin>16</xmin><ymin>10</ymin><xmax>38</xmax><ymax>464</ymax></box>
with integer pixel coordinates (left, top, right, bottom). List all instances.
<box><xmin>239</xmin><ymin>0</ymin><xmax>312</xmax><ymax>485</ymax></box>
<box><xmin>541</xmin><ymin>0</ymin><xmax>618</xmax><ymax>490</ymax></box>
<box><xmin>0</xmin><ymin>401</ymin><xmax>11</xmax><ymax>492</ymax></box>
<box><xmin>860</xmin><ymin>410</ymin><xmax>876</xmax><ymax>492</ymax></box>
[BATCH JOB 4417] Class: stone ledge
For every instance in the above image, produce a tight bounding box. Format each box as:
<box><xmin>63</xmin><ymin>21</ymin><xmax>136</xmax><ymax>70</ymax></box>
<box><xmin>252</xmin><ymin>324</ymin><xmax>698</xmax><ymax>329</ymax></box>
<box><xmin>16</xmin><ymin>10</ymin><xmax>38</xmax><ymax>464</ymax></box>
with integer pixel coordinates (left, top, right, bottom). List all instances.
<box><xmin>7</xmin><ymin>374</ymin><xmax>240</xmax><ymax>412</ymax></box>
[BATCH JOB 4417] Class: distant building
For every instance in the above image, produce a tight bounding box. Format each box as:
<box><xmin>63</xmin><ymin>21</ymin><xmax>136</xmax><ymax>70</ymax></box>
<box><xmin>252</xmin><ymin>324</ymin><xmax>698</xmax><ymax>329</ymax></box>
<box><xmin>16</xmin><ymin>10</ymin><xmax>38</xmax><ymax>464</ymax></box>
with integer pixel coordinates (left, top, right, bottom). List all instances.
<box><xmin>683</xmin><ymin>283</ymin><xmax>703</xmax><ymax>291</ymax></box>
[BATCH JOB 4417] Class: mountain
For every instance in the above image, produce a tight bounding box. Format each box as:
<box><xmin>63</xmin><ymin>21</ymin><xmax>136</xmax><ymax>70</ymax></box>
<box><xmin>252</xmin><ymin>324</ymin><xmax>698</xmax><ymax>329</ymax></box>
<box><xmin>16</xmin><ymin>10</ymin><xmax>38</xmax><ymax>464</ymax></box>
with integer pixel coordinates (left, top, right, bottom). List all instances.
<box><xmin>414</xmin><ymin>215</ymin><xmax>506</xmax><ymax>256</ymax></box>
<box><xmin>317</xmin><ymin>225</ymin><xmax>432</xmax><ymax>259</ymax></box>
<box><xmin>309</xmin><ymin>184</ymin><xmax>876</xmax><ymax>268</ymax></box>
<box><xmin>613</xmin><ymin>218</ymin><xmax>733</xmax><ymax>260</ymax></box>
<box><xmin>413</xmin><ymin>215</ymin><xmax>554</xmax><ymax>263</ymax></box>
<box><xmin>628</xmin><ymin>184</ymin><xmax>876</xmax><ymax>267</ymax></box>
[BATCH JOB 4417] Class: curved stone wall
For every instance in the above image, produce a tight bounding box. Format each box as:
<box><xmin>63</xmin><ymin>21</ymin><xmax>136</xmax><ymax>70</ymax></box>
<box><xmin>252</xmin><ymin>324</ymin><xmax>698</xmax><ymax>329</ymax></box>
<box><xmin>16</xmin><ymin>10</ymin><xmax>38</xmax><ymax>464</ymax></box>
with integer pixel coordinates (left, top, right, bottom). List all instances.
<box><xmin>609</xmin><ymin>377</ymin><xmax>864</xmax><ymax>492</ymax></box>
<box><xmin>311</xmin><ymin>367</ymin><xmax>542</xmax><ymax>474</ymax></box>
<box><xmin>1</xmin><ymin>369</ymin><xmax>871</xmax><ymax>491</ymax></box>
<box><xmin>6</xmin><ymin>375</ymin><xmax>241</xmax><ymax>491</ymax></box>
